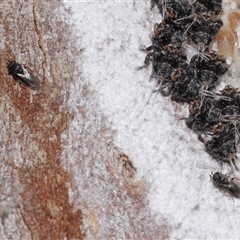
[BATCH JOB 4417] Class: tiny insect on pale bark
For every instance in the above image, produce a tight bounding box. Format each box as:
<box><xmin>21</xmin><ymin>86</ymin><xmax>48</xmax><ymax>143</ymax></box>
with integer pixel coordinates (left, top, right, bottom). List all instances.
<box><xmin>8</xmin><ymin>61</ymin><xmax>40</xmax><ymax>90</ymax></box>
<box><xmin>210</xmin><ymin>172</ymin><xmax>240</xmax><ymax>198</ymax></box>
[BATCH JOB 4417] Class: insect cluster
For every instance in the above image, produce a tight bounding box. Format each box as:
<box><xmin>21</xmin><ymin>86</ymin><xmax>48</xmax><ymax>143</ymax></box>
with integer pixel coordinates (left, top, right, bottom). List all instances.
<box><xmin>188</xmin><ymin>85</ymin><xmax>240</xmax><ymax>168</ymax></box>
<box><xmin>142</xmin><ymin>0</ymin><xmax>240</xmax><ymax>196</ymax></box>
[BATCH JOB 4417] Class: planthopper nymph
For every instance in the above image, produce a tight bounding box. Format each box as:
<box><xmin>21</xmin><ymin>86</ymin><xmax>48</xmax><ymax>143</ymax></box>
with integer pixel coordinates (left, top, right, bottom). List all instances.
<box><xmin>7</xmin><ymin>61</ymin><xmax>40</xmax><ymax>90</ymax></box>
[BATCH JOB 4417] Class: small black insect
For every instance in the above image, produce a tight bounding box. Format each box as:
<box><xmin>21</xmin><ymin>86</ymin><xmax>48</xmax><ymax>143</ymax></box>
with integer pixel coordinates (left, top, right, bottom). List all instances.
<box><xmin>210</xmin><ymin>172</ymin><xmax>240</xmax><ymax>198</ymax></box>
<box><xmin>8</xmin><ymin>61</ymin><xmax>40</xmax><ymax>90</ymax></box>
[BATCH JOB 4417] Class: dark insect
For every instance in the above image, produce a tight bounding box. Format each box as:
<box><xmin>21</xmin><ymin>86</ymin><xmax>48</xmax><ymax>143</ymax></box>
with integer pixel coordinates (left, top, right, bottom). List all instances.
<box><xmin>220</xmin><ymin>85</ymin><xmax>239</xmax><ymax>98</ymax></box>
<box><xmin>197</xmin><ymin>0</ymin><xmax>223</xmax><ymax>15</ymax></box>
<box><xmin>8</xmin><ymin>61</ymin><xmax>40</xmax><ymax>90</ymax></box>
<box><xmin>210</xmin><ymin>172</ymin><xmax>240</xmax><ymax>198</ymax></box>
<box><xmin>186</xmin><ymin>14</ymin><xmax>223</xmax><ymax>39</ymax></box>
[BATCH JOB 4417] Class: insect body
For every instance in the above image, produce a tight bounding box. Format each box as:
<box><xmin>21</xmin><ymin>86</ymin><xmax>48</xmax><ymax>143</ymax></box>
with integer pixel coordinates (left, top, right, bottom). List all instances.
<box><xmin>210</xmin><ymin>172</ymin><xmax>240</xmax><ymax>198</ymax></box>
<box><xmin>8</xmin><ymin>61</ymin><xmax>40</xmax><ymax>90</ymax></box>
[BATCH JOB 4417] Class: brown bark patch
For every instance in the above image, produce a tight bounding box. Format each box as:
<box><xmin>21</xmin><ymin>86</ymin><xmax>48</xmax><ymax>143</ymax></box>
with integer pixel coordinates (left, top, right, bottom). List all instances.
<box><xmin>0</xmin><ymin>1</ymin><xmax>84</xmax><ymax>239</ymax></box>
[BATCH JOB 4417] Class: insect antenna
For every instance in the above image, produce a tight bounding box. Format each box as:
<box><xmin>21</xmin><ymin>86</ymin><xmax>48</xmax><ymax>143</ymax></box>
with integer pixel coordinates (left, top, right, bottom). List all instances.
<box><xmin>183</xmin><ymin>17</ymin><xmax>197</xmax><ymax>35</ymax></box>
<box><xmin>199</xmin><ymin>89</ymin><xmax>206</xmax><ymax>110</ymax></box>
<box><xmin>198</xmin><ymin>50</ymin><xmax>211</xmax><ymax>61</ymax></box>
<box><xmin>200</xmin><ymin>89</ymin><xmax>233</xmax><ymax>101</ymax></box>
<box><xmin>174</xmin><ymin>15</ymin><xmax>192</xmax><ymax>23</ymax></box>
<box><xmin>220</xmin><ymin>115</ymin><xmax>240</xmax><ymax>122</ymax></box>
<box><xmin>198</xmin><ymin>84</ymin><xmax>211</xmax><ymax>110</ymax></box>
<box><xmin>145</xmin><ymin>77</ymin><xmax>164</xmax><ymax>105</ymax></box>
<box><xmin>145</xmin><ymin>87</ymin><xmax>158</xmax><ymax>105</ymax></box>
<box><xmin>229</xmin><ymin>156</ymin><xmax>239</xmax><ymax>172</ymax></box>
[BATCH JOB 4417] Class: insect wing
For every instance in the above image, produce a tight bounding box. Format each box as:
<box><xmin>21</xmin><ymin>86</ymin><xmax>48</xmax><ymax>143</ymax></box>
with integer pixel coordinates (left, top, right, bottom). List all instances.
<box><xmin>15</xmin><ymin>67</ymin><xmax>40</xmax><ymax>89</ymax></box>
<box><xmin>228</xmin><ymin>179</ymin><xmax>240</xmax><ymax>198</ymax></box>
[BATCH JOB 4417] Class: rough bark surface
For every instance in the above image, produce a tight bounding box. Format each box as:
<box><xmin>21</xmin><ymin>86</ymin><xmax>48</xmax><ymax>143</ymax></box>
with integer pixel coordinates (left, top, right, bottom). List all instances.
<box><xmin>0</xmin><ymin>1</ymin><xmax>167</xmax><ymax>239</ymax></box>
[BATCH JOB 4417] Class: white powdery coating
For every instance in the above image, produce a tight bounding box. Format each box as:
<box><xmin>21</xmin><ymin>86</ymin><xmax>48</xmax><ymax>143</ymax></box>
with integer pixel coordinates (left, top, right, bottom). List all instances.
<box><xmin>63</xmin><ymin>1</ymin><xmax>240</xmax><ymax>239</ymax></box>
